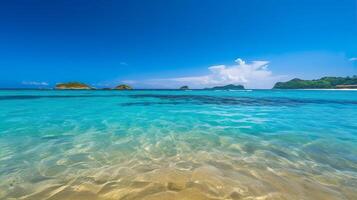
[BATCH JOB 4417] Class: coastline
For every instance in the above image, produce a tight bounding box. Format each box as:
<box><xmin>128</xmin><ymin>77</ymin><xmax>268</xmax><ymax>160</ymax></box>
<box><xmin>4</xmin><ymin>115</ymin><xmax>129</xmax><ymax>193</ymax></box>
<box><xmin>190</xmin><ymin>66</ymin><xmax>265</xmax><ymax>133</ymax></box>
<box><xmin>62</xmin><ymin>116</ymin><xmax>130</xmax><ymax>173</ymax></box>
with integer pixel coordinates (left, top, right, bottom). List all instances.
<box><xmin>291</xmin><ymin>88</ymin><xmax>357</xmax><ymax>91</ymax></box>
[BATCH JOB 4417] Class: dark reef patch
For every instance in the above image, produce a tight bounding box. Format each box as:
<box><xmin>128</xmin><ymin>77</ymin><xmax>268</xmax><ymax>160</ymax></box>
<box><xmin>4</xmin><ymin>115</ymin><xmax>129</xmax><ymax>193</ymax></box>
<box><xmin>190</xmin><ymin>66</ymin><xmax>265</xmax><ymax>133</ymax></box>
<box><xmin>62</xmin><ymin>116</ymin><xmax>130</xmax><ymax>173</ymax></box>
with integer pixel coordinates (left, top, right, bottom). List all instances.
<box><xmin>2</xmin><ymin>94</ymin><xmax>357</xmax><ymax>106</ymax></box>
<box><xmin>126</xmin><ymin>94</ymin><xmax>357</xmax><ymax>106</ymax></box>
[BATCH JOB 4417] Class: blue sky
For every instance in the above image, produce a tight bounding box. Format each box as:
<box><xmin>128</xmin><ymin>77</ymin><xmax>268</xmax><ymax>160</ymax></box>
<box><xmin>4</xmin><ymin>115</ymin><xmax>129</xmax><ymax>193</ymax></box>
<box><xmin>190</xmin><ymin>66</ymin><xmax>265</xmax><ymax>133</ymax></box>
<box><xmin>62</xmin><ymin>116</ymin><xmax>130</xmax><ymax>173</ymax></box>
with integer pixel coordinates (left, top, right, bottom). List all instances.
<box><xmin>0</xmin><ymin>0</ymin><xmax>356</xmax><ymax>89</ymax></box>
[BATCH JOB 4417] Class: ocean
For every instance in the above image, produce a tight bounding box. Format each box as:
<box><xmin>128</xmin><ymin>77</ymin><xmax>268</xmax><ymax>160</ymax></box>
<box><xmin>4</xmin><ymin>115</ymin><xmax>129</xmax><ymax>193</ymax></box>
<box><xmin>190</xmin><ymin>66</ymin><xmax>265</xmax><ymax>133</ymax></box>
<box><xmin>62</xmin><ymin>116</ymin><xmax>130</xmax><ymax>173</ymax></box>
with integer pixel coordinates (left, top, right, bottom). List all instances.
<box><xmin>0</xmin><ymin>89</ymin><xmax>356</xmax><ymax>200</ymax></box>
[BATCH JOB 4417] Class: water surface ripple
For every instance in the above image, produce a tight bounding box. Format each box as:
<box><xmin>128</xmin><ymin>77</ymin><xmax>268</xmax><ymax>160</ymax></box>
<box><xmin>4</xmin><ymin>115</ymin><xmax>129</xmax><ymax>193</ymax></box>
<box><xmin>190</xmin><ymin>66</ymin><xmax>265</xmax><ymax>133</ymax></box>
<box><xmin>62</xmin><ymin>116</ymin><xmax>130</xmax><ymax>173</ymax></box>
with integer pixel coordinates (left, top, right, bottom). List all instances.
<box><xmin>0</xmin><ymin>90</ymin><xmax>356</xmax><ymax>200</ymax></box>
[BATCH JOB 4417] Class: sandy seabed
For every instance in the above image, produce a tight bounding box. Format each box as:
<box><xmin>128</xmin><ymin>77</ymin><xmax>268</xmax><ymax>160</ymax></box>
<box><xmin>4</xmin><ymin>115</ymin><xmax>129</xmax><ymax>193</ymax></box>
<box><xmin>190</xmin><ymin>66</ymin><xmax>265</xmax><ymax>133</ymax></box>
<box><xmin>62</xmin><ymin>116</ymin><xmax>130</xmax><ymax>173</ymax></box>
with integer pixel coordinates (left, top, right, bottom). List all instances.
<box><xmin>1</xmin><ymin>133</ymin><xmax>356</xmax><ymax>200</ymax></box>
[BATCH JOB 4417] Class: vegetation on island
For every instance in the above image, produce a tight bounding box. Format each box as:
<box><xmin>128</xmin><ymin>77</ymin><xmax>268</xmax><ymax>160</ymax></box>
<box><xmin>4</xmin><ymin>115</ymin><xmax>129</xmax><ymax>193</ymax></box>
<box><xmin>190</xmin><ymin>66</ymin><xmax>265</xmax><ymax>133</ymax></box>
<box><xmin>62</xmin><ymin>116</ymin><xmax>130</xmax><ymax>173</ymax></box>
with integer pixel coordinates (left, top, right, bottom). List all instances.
<box><xmin>180</xmin><ymin>86</ymin><xmax>189</xmax><ymax>90</ymax></box>
<box><xmin>273</xmin><ymin>76</ymin><xmax>357</xmax><ymax>89</ymax></box>
<box><xmin>55</xmin><ymin>82</ymin><xmax>92</xmax><ymax>90</ymax></box>
<box><xmin>204</xmin><ymin>84</ymin><xmax>245</xmax><ymax>90</ymax></box>
<box><xmin>114</xmin><ymin>84</ymin><xmax>133</xmax><ymax>90</ymax></box>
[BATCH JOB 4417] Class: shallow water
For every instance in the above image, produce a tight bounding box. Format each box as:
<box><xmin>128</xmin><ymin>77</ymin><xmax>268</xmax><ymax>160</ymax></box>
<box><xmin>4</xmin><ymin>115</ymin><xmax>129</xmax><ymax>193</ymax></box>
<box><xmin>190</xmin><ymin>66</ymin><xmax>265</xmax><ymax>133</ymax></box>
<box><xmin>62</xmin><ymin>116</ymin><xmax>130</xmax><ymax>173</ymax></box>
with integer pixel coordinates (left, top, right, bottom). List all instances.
<box><xmin>0</xmin><ymin>90</ymin><xmax>356</xmax><ymax>200</ymax></box>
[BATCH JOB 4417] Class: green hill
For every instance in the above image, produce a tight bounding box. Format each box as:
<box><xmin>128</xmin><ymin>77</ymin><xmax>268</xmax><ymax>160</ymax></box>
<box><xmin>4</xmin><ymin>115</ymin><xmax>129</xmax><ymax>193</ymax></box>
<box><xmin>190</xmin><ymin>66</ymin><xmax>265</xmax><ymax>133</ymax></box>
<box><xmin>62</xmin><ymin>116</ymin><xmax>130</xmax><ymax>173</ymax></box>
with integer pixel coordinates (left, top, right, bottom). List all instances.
<box><xmin>179</xmin><ymin>86</ymin><xmax>189</xmax><ymax>90</ymax></box>
<box><xmin>205</xmin><ymin>84</ymin><xmax>245</xmax><ymax>90</ymax></box>
<box><xmin>274</xmin><ymin>76</ymin><xmax>357</xmax><ymax>89</ymax></box>
<box><xmin>55</xmin><ymin>82</ymin><xmax>92</xmax><ymax>90</ymax></box>
<box><xmin>114</xmin><ymin>84</ymin><xmax>133</xmax><ymax>90</ymax></box>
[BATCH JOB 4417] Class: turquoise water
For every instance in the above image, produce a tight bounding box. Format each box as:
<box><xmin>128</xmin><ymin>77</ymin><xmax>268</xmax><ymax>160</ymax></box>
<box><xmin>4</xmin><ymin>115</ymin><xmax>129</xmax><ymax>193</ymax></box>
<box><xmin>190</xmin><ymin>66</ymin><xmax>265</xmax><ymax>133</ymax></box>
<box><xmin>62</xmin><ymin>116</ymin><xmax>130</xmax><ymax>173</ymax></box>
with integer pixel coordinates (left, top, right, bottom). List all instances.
<box><xmin>0</xmin><ymin>90</ymin><xmax>356</xmax><ymax>200</ymax></box>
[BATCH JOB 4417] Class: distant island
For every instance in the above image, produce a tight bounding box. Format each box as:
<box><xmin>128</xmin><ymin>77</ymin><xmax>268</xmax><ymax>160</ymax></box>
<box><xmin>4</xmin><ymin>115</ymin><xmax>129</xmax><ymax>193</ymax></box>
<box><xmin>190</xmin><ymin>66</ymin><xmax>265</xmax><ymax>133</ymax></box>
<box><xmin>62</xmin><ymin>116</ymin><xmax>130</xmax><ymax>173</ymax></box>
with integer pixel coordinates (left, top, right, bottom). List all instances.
<box><xmin>204</xmin><ymin>84</ymin><xmax>245</xmax><ymax>90</ymax></box>
<box><xmin>274</xmin><ymin>76</ymin><xmax>357</xmax><ymax>89</ymax></box>
<box><xmin>55</xmin><ymin>82</ymin><xmax>133</xmax><ymax>90</ymax></box>
<box><xmin>51</xmin><ymin>78</ymin><xmax>357</xmax><ymax>90</ymax></box>
<box><xmin>179</xmin><ymin>86</ymin><xmax>189</xmax><ymax>90</ymax></box>
<box><xmin>55</xmin><ymin>82</ymin><xmax>92</xmax><ymax>90</ymax></box>
<box><xmin>114</xmin><ymin>84</ymin><xmax>133</xmax><ymax>90</ymax></box>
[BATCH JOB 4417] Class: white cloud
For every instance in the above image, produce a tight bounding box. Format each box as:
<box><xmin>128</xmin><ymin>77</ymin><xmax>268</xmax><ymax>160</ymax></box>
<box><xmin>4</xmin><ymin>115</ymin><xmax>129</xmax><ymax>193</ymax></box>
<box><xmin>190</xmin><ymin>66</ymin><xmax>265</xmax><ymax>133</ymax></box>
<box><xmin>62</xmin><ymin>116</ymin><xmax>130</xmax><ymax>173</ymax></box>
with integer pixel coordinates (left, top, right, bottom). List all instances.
<box><xmin>120</xmin><ymin>62</ymin><xmax>128</xmax><ymax>66</ymax></box>
<box><xmin>147</xmin><ymin>58</ymin><xmax>286</xmax><ymax>89</ymax></box>
<box><xmin>349</xmin><ymin>57</ymin><xmax>357</xmax><ymax>61</ymax></box>
<box><xmin>22</xmin><ymin>81</ymin><xmax>49</xmax><ymax>86</ymax></box>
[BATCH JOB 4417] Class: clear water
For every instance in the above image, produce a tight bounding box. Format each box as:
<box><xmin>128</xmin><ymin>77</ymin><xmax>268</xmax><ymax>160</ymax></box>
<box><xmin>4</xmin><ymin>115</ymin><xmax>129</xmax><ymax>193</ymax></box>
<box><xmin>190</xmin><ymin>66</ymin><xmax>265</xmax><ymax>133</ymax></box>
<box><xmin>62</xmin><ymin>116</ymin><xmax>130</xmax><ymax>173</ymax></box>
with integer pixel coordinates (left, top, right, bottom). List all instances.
<box><xmin>0</xmin><ymin>90</ymin><xmax>356</xmax><ymax>200</ymax></box>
